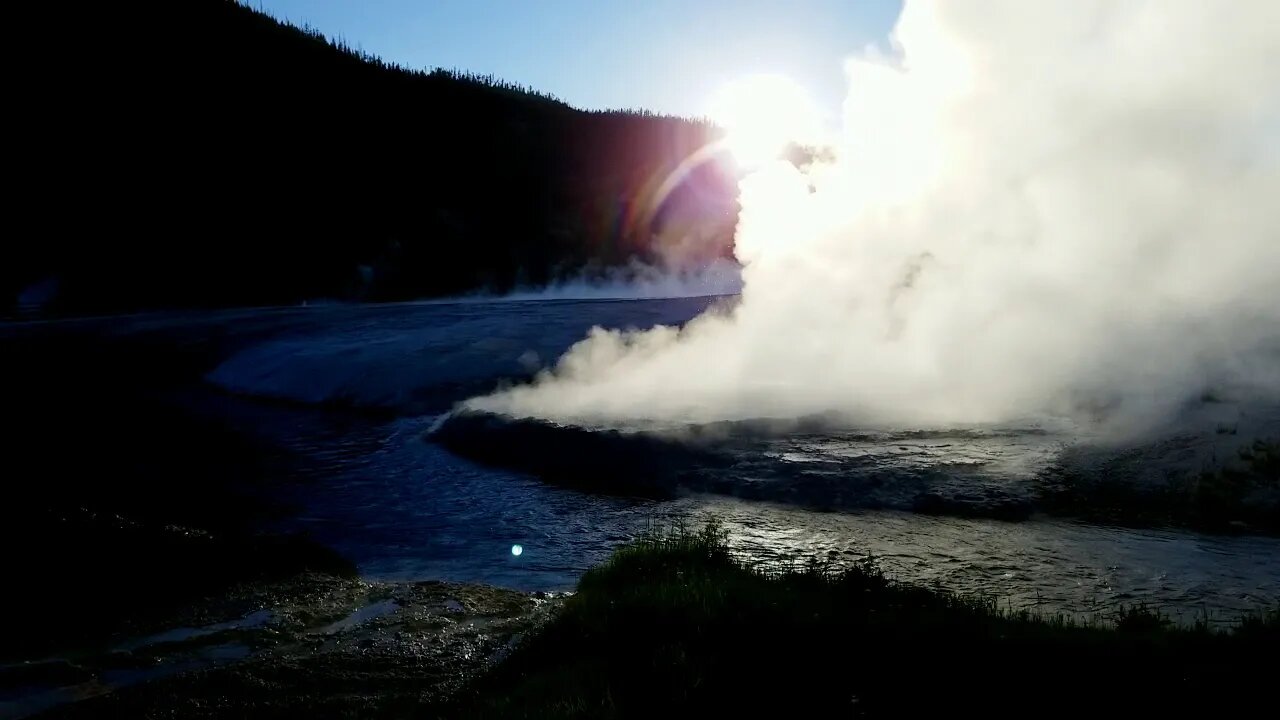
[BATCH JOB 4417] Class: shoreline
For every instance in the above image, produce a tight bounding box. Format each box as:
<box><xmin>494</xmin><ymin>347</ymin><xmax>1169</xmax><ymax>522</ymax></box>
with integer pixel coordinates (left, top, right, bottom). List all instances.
<box><xmin>8</xmin><ymin>523</ymin><xmax>1277</xmax><ymax>718</ymax></box>
<box><xmin>4</xmin><ymin>573</ymin><xmax>561</xmax><ymax>719</ymax></box>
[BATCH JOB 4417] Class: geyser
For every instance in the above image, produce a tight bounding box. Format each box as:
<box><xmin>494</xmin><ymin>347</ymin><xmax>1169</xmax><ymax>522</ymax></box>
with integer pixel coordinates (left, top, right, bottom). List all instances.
<box><xmin>465</xmin><ymin>0</ymin><xmax>1280</xmax><ymax>435</ymax></box>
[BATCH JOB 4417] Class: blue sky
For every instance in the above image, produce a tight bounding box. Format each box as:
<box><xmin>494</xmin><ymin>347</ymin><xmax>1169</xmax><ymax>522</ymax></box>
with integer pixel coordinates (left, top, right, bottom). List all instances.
<box><xmin>250</xmin><ymin>0</ymin><xmax>902</xmax><ymax>120</ymax></box>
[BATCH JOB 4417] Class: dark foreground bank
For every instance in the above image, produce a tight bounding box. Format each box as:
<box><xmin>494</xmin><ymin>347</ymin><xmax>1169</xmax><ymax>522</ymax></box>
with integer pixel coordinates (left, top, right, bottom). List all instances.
<box><xmin>457</xmin><ymin>522</ymin><xmax>1278</xmax><ymax>718</ymax></box>
<box><xmin>8</xmin><ymin>575</ymin><xmax>559</xmax><ymax>719</ymax></box>
<box><xmin>19</xmin><ymin>523</ymin><xmax>1278</xmax><ymax>719</ymax></box>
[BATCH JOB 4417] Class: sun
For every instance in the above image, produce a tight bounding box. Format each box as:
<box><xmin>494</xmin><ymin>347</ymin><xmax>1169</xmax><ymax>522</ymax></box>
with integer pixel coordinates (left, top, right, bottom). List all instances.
<box><xmin>707</xmin><ymin>73</ymin><xmax>824</xmax><ymax>168</ymax></box>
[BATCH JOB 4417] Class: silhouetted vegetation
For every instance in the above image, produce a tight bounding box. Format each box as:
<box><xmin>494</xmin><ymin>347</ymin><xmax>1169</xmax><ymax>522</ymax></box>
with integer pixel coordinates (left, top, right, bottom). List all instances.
<box><xmin>7</xmin><ymin>0</ymin><xmax>736</xmax><ymax>314</ymax></box>
<box><xmin>459</xmin><ymin>521</ymin><xmax>1278</xmax><ymax>718</ymax></box>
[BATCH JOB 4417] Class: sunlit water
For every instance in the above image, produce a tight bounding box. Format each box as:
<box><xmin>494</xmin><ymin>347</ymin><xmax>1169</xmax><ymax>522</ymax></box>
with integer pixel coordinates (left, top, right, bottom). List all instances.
<box><xmin>30</xmin><ymin>297</ymin><xmax>1275</xmax><ymax>622</ymax></box>
<box><xmin>175</xmin><ymin>297</ymin><xmax>1277</xmax><ymax>622</ymax></box>
<box><xmin>244</xmin><ymin>408</ymin><xmax>1277</xmax><ymax>623</ymax></box>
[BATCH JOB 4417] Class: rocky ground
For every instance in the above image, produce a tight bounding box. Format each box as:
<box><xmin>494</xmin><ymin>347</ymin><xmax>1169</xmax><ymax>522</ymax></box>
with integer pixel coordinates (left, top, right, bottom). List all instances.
<box><xmin>2</xmin><ymin>574</ymin><xmax>562</xmax><ymax>719</ymax></box>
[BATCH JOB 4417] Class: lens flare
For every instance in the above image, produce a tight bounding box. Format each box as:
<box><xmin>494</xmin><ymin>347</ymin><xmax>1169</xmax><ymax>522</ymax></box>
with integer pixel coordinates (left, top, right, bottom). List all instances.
<box><xmin>707</xmin><ymin>73</ymin><xmax>824</xmax><ymax>168</ymax></box>
<box><xmin>466</xmin><ymin>0</ymin><xmax>1280</xmax><ymax>435</ymax></box>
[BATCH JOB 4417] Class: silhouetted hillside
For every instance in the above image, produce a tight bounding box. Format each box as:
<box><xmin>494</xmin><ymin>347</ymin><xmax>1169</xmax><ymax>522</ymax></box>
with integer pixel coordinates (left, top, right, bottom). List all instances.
<box><xmin>7</xmin><ymin>0</ymin><xmax>737</xmax><ymax>314</ymax></box>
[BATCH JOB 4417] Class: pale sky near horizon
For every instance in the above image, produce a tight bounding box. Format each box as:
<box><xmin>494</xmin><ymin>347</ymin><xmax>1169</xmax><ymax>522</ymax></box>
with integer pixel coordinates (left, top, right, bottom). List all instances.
<box><xmin>250</xmin><ymin>0</ymin><xmax>902</xmax><ymax>121</ymax></box>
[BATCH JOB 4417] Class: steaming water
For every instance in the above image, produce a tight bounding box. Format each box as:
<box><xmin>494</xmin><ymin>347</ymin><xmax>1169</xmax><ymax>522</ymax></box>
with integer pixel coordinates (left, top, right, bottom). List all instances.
<box><xmin>194</xmin><ymin>298</ymin><xmax>1280</xmax><ymax>621</ymax></box>
<box><xmin>398</xmin><ymin>1</ymin><xmax>1280</xmax><ymax>617</ymax></box>
<box><xmin>468</xmin><ymin>0</ymin><xmax>1280</xmax><ymax>438</ymax></box>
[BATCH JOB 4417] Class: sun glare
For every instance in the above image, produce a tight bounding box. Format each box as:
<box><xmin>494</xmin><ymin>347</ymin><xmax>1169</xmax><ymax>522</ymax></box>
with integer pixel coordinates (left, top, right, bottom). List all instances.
<box><xmin>707</xmin><ymin>74</ymin><xmax>824</xmax><ymax>168</ymax></box>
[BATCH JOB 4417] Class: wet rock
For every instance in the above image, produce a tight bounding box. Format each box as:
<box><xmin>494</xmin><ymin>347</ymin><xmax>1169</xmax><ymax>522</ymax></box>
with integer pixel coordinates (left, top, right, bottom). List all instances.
<box><xmin>20</xmin><ymin>574</ymin><xmax>561</xmax><ymax>719</ymax></box>
<box><xmin>912</xmin><ymin>492</ymin><xmax>1034</xmax><ymax>521</ymax></box>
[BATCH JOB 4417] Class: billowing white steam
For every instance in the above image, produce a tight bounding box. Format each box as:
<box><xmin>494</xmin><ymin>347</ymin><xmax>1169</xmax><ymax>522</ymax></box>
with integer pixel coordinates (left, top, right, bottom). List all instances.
<box><xmin>466</xmin><ymin>0</ymin><xmax>1280</xmax><ymax>432</ymax></box>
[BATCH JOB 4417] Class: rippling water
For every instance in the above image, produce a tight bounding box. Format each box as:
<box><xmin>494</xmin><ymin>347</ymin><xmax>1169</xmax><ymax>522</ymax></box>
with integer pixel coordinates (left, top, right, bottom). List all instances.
<box><xmin>243</xmin><ymin>405</ymin><xmax>1279</xmax><ymax>623</ymax></box>
<box><xmin>23</xmin><ymin>297</ymin><xmax>1273</xmax><ymax>622</ymax></box>
<box><xmin>699</xmin><ymin>503</ymin><xmax>1278</xmax><ymax>620</ymax></box>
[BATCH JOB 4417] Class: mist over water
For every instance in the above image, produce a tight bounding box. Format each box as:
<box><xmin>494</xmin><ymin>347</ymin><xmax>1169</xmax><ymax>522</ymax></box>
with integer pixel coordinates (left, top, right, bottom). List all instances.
<box><xmin>467</xmin><ymin>0</ymin><xmax>1280</xmax><ymax>435</ymax></box>
<box><xmin>491</xmin><ymin>258</ymin><xmax>742</xmax><ymax>302</ymax></box>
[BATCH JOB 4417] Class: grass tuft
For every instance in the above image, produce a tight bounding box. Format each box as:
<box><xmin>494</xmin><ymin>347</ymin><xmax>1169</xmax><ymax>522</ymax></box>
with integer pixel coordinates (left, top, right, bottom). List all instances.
<box><xmin>459</xmin><ymin>521</ymin><xmax>1279</xmax><ymax>718</ymax></box>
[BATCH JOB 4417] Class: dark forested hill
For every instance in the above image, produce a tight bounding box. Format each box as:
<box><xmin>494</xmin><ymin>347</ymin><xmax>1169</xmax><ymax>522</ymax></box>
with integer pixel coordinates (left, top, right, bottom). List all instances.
<box><xmin>6</xmin><ymin>0</ymin><xmax>737</xmax><ymax>314</ymax></box>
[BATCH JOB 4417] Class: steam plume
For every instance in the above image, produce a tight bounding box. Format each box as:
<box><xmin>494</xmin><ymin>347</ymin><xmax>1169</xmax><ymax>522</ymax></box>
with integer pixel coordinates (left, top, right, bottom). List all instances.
<box><xmin>467</xmin><ymin>0</ymin><xmax>1280</xmax><ymax>434</ymax></box>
